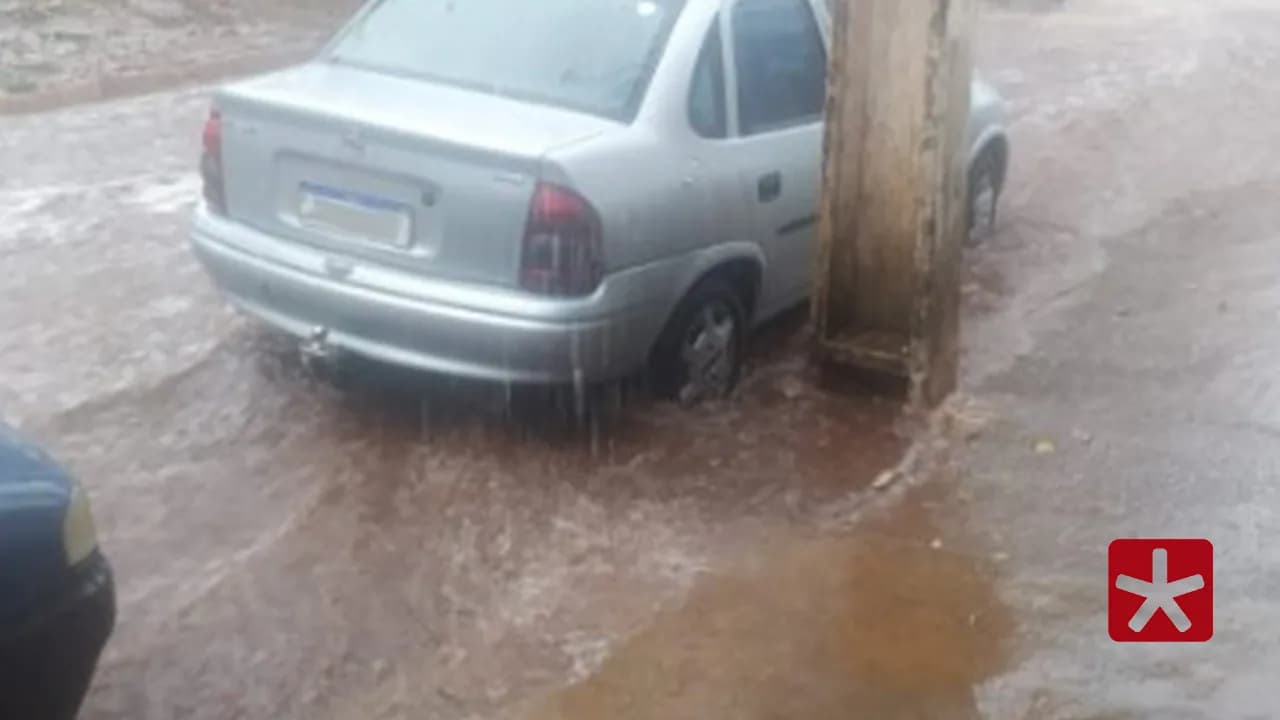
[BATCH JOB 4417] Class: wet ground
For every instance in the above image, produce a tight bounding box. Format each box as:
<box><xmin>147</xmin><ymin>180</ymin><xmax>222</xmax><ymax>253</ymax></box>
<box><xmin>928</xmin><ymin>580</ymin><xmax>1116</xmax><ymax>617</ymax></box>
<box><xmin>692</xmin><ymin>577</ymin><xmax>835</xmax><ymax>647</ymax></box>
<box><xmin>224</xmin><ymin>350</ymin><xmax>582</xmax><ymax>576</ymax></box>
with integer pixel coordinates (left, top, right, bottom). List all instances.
<box><xmin>2</xmin><ymin>0</ymin><xmax>1279</xmax><ymax>717</ymax></box>
<box><xmin>960</xmin><ymin>0</ymin><xmax>1280</xmax><ymax>714</ymax></box>
<box><xmin>0</xmin><ymin>0</ymin><xmax>360</xmax><ymax>112</ymax></box>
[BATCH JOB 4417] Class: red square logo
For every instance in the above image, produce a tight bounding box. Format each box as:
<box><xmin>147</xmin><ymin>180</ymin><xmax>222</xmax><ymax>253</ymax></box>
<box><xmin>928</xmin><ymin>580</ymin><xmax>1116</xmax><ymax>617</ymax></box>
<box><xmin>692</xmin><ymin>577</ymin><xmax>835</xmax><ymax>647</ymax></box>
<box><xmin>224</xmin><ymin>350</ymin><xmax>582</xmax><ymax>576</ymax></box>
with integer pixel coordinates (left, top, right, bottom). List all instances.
<box><xmin>1109</xmin><ymin>539</ymin><xmax>1213</xmax><ymax>642</ymax></box>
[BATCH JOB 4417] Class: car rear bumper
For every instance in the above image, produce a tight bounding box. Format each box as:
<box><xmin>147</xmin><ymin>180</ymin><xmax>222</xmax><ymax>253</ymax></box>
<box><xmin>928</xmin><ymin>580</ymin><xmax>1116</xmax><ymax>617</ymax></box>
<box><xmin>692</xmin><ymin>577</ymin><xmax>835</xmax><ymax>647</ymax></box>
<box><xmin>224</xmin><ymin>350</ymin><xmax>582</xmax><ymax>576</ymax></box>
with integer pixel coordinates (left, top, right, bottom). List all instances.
<box><xmin>0</xmin><ymin>553</ymin><xmax>115</xmax><ymax>720</ymax></box>
<box><xmin>190</xmin><ymin>207</ymin><xmax>661</xmax><ymax>384</ymax></box>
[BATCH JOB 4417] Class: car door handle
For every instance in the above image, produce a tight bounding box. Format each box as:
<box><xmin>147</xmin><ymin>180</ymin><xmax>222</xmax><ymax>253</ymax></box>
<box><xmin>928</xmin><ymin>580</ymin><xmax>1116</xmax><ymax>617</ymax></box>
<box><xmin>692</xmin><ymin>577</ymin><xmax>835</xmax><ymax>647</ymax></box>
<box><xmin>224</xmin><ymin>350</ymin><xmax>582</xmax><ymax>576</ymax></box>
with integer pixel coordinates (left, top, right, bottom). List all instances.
<box><xmin>757</xmin><ymin>172</ymin><xmax>782</xmax><ymax>203</ymax></box>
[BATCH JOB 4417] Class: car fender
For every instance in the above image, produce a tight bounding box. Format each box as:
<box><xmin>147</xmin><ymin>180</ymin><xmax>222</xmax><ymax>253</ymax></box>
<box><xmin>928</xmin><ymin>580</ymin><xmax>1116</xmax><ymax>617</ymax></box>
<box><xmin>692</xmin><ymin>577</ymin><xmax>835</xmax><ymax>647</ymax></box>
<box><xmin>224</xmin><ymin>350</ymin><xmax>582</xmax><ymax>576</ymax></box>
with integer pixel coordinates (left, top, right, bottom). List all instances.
<box><xmin>660</xmin><ymin>240</ymin><xmax>767</xmax><ymax>323</ymax></box>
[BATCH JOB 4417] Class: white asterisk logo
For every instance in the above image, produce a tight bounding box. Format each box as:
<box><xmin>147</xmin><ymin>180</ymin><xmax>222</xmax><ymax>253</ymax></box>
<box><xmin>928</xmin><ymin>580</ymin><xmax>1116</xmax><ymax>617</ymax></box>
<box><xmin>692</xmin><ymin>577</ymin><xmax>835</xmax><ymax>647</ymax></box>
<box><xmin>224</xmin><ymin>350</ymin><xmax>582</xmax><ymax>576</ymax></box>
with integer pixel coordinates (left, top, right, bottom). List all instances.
<box><xmin>1114</xmin><ymin>547</ymin><xmax>1206</xmax><ymax>632</ymax></box>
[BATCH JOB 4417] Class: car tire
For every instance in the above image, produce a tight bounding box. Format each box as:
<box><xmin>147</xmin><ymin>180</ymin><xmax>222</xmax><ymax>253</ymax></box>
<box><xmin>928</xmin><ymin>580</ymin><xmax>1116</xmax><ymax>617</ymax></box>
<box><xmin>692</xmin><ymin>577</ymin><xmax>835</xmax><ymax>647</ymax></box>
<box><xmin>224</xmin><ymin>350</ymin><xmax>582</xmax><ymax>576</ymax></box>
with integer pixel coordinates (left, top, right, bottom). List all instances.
<box><xmin>967</xmin><ymin>148</ymin><xmax>1001</xmax><ymax>246</ymax></box>
<box><xmin>651</xmin><ymin>276</ymin><xmax>747</xmax><ymax>406</ymax></box>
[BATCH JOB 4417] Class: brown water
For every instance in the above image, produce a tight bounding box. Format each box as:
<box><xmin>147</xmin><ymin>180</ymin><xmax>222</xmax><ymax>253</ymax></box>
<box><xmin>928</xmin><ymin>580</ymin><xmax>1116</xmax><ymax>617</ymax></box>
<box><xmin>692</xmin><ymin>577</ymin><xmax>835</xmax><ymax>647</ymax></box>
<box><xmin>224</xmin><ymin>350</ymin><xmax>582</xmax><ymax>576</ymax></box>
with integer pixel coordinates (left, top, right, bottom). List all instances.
<box><xmin>33</xmin><ymin>319</ymin><xmax>901</xmax><ymax>719</ymax></box>
<box><xmin>534</xmin><ymin>483</ymin><xmax>1012</xmax><ymax>720</ymax></box>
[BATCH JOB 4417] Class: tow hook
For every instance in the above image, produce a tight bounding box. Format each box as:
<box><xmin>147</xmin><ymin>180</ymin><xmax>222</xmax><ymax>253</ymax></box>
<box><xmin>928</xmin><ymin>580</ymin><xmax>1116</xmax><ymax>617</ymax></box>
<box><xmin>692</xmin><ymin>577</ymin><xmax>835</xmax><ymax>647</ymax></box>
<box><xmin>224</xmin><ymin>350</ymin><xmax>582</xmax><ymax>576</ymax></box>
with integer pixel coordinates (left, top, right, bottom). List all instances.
<box><xmin>299</xmin><ymin>326</ymin><xmax>336</xmax><ymax>371</ymax></box>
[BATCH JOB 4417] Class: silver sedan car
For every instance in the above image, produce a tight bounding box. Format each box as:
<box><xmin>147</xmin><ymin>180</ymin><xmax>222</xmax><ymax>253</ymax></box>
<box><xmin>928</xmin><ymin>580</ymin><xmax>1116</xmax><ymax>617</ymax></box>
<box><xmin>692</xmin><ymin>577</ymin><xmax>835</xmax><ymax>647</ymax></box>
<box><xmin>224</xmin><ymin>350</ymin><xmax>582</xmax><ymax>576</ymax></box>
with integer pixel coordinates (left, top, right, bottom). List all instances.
<box><xmin>191</xmin><ymin>0</ymin><xmax>1008</xmax><ymax>404</ymax></box>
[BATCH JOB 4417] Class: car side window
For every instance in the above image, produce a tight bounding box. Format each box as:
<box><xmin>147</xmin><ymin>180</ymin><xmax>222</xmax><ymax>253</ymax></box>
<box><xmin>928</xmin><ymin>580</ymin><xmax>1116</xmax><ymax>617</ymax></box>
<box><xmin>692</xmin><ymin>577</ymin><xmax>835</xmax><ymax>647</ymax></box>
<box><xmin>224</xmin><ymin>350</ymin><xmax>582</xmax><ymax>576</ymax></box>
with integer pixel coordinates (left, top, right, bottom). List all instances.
<box><xmin>689</xmin><ymin>21</ymin><xmax>727</xmax><ymax>139</ymax></box>
<box><xmin>732</xmin><ymin>0</ymin><xmax>827</xmax><ymax>135</ymax></box>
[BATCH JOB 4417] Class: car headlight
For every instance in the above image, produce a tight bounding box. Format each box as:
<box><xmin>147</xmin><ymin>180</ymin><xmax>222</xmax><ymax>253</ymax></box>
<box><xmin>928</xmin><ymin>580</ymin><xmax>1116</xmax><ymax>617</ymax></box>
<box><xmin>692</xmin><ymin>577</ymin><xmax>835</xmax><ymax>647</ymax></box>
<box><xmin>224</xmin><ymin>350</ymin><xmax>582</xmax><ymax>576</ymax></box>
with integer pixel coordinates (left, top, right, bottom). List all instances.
<box><xmin>62</xmin><ymin>482</ymin><xmax>99</xmax><ymax>566</ymax></box>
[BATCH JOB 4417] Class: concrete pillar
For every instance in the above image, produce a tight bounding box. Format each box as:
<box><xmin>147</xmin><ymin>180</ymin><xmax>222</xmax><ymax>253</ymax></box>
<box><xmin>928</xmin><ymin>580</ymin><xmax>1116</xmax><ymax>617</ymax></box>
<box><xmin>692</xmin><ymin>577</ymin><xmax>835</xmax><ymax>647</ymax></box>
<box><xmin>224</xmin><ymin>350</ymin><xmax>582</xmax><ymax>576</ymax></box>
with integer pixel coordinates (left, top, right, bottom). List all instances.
<box><xmin>812</xmin><ymin>0</ymin><xmax>974</xmax><ymax>407</ymax></box>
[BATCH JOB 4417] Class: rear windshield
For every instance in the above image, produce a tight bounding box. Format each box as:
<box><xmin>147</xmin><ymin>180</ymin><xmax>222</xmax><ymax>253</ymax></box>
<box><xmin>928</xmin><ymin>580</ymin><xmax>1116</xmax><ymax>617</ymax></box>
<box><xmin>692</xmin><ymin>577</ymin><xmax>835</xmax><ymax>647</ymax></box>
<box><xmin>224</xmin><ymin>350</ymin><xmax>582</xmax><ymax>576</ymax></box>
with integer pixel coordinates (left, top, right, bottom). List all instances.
<box><xmin>329</xmin><ymin>0</ymin><xmax>687</xmax><ymax>122</ymax></box>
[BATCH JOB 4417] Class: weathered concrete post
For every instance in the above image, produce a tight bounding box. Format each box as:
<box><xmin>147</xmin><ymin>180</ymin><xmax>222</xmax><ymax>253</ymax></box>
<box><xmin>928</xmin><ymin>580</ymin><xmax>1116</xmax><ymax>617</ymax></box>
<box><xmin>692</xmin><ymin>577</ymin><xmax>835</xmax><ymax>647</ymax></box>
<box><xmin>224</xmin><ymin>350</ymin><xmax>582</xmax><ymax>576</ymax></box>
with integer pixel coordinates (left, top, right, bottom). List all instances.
<box><xmin>812</xmin><ymin>0</ymin><xmax>974</xmax><ymax>407</ymax></box>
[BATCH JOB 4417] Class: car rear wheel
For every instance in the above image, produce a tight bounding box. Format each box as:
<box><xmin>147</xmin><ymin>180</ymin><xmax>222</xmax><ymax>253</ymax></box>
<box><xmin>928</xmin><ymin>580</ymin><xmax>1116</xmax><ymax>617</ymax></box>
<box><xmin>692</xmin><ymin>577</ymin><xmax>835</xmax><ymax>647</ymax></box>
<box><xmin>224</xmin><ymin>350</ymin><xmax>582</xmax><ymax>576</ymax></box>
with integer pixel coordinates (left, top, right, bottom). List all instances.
<box><xmin>652</xmin><ymin>277</ymin><xmax>746</xmax><ymax>406</ymax></box>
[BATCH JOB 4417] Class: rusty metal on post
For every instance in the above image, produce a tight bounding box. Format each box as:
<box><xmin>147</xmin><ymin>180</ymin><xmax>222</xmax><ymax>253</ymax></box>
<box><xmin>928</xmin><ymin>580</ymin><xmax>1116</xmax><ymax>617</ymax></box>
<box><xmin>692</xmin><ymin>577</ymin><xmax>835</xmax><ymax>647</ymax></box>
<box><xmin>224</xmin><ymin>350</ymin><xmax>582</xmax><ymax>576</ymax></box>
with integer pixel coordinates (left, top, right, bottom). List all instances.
<box><xmin>812</xmin><ymin>0</ymin><xmax>974</xmax><ymax>407</ymax></box>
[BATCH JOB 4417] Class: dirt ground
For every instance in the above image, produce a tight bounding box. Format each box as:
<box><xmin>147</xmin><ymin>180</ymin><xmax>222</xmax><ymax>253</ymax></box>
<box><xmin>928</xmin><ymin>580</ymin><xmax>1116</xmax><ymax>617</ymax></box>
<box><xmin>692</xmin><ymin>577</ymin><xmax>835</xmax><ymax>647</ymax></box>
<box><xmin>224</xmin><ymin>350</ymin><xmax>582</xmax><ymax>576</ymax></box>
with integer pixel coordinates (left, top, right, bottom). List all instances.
<box><xmin>0</xmin><ymin>0</ymin><xmax>360</xmax><ymax>111</ymax></box>
<box><xmin>3</xmin><ymin>0</ymin><xmax>1279</xmax><ymax>718</ymax></box>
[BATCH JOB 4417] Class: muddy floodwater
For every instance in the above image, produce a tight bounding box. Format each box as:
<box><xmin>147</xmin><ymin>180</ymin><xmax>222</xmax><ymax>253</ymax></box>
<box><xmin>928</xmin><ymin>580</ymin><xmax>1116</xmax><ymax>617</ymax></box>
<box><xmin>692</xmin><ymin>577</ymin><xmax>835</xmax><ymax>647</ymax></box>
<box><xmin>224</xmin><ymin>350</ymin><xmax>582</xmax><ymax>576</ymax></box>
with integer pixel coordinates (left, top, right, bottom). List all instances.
<box><xmin>3</xmin><ymin>0</ymin><xmax>1280</xmax><ymax>717</ymax></box>
<box><xmin>533</xmin><ymin>489</ymin><xmax>1012</xmax><ymax>720</ymax></box>
<box><xmin>26</xmin><ymin>322</ymin><xmax>905</xmax><ymax>719</ymax></box>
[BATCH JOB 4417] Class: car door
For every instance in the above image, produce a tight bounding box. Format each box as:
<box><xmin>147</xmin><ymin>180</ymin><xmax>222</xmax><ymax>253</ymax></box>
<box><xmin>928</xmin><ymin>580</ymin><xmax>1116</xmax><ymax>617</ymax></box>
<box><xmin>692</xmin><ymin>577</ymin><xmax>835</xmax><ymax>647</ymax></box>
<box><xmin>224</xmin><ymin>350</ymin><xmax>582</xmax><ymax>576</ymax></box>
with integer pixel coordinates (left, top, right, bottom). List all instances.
<box><xmin>722</xmin><ymin>0</ymin><xmax>828</xmax><ymax>318</ymax></box>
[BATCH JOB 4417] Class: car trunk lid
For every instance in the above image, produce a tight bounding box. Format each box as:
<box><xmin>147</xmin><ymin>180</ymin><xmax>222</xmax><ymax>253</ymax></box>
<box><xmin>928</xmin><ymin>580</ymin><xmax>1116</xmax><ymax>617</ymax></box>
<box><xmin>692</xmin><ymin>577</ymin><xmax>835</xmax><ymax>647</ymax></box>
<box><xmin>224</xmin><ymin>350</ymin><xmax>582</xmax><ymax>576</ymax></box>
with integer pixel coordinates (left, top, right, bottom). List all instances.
<box><xmin>213</xmin><ymin>62</ymin><xmax>612</xmax><ymax>287</ymax></box>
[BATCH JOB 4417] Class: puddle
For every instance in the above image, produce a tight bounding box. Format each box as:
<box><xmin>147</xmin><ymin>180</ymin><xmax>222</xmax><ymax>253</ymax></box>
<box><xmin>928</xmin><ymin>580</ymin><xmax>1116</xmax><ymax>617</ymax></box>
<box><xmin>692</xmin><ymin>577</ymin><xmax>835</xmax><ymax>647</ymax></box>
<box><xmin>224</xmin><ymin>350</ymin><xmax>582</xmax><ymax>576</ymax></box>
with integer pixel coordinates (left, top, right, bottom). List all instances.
<box><xmin>532</xmin><ymin>483</ymin><xmax>1012</xmax><ymax>720</ymax></box>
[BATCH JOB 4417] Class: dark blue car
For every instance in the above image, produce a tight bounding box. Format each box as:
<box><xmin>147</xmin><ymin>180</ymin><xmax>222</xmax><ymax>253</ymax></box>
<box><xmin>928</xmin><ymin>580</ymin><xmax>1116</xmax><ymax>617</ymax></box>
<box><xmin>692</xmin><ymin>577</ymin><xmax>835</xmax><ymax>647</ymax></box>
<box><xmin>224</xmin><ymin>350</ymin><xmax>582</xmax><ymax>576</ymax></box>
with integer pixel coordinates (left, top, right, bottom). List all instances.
<box><xmin>0</xmin><ymin>423</ymin><xmax>114</xmax><ymax>720</ymax></box>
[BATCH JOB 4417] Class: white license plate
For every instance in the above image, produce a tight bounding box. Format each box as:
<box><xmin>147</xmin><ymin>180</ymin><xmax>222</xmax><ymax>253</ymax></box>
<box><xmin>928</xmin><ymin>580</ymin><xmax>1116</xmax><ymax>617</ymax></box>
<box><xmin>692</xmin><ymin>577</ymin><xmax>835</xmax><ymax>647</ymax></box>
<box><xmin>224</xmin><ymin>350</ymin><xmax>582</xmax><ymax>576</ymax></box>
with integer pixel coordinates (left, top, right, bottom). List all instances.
<box><xmin>297</xmin><ymin>182</ymin><xmax>411</xmax><ymax>248</ymax></box>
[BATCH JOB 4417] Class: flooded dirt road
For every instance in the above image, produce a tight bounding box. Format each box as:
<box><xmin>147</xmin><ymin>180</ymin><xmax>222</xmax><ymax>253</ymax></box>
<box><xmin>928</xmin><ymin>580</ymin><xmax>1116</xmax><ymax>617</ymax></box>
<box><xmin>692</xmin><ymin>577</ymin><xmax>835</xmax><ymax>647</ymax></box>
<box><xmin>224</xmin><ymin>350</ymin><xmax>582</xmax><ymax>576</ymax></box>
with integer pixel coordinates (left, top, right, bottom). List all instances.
<box><xmin>3</xmin><ymin>0</ymin><xmax>1280</xmax><ymax>717</ymax></box>
<box><xmin>0</xmin><ymin>77</ymin><xmax>907</xmax><ymax>717</ymax></box>
<box><xmin>959</xmin><ymin>0</ymin><xmax>1280</xmax><ymax>716</ymax></box>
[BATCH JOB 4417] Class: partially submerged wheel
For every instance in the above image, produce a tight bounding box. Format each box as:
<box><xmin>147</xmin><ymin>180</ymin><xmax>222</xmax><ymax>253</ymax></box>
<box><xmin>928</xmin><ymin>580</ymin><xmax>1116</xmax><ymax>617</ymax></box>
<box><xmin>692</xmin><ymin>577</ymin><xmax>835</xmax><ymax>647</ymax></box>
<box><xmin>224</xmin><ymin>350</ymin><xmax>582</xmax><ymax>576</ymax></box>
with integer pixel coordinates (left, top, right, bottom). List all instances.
<box><xmin>652</xmin><ymin>277</ymin><xmax>746</xmax><ymax>406</ymax></box>
<box><xmin>967</xmin><ymin>148</ymin><xmax>1002</xmax><ymax>246</ymax></box>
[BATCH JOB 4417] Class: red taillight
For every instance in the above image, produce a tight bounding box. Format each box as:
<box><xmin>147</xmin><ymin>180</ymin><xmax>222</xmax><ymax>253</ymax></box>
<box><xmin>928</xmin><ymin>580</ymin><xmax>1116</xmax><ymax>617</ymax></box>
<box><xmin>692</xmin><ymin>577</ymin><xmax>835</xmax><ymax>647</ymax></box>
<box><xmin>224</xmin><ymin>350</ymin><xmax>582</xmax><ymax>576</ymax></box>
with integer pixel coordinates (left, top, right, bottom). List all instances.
<box><xmin>200</xmin><ymin>109</ymin><xmax>227</xmax><ymax>215</ymax></box>
<box><xmin>520</xmin><ymin>183</ymin><xmax>603</xmax><ymax>297</ymax></box>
